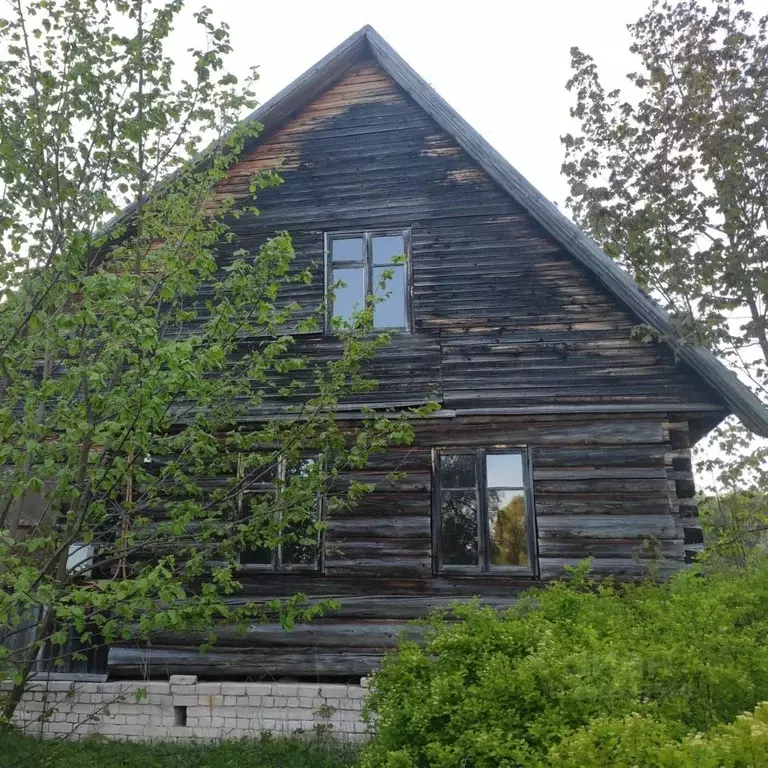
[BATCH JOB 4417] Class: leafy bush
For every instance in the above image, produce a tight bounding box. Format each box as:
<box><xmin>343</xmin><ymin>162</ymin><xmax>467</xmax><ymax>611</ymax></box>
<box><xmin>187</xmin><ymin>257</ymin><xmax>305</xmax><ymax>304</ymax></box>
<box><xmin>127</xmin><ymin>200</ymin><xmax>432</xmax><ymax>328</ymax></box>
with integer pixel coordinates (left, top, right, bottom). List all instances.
<box><xmin>359</xmin><ymin>561</ymin><xmax>768</xmax><ymax>768</ymax></box>
<box><xmin>0</xmin><ymin>732</ymin><xmax>357</xmax><ymax>768</ymax></box>
<box><xmin>548</xmin><ymin>702</ymin><xmax>768</xmax><ymax>767</ymax></box>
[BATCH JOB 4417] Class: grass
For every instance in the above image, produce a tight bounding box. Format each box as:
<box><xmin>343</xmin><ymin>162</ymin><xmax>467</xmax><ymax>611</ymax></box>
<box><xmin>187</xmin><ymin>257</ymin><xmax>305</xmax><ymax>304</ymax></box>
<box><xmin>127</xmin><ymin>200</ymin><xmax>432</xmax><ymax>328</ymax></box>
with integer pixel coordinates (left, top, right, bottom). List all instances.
<box><xmin>0</xmin><ymin>730</ymin><xmax>358</xmax><ymax>768</ymax></box>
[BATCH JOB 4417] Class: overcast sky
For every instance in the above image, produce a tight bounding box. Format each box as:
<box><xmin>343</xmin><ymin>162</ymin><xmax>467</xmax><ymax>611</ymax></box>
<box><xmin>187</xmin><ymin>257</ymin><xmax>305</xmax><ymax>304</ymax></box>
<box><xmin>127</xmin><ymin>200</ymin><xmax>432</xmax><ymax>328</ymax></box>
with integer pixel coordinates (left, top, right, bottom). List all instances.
<box><xmin>174</xmin><ymin>0</ymin><xmax>660</xmax><ymax>209</ymax></box>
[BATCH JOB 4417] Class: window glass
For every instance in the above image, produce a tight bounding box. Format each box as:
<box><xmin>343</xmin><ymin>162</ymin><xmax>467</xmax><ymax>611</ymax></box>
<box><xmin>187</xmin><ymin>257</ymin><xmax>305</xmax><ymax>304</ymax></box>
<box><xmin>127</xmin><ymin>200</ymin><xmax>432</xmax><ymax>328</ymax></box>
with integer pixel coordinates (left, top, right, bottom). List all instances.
<box><xmin>327</xmin><ymin>231</ymin><xmax>410</xmax><ymax>331</ymax></box>
<box><xmin>282</xmin><ymin>458</ymin><xmax>319</xmax><ymax>566</ymax></box>
<box><xmin>373</xmin><ymin>265</ymin><xmax>405</xmax><ymax>328</ymax></box>
<box><xmin>239</xmin><ymin>492</ymin><xmax>274</xmax><ymax>566</ymax></box>
<box><xmin>282</xmin><ymin>524</ymin><xmax>318</xmax><ymax>566</ymax></box>
<box><xmin>488</xmin><ymin>489</ymin><xmax>528</xmax><ymax>566</ymax></box>
<box><xmin>331</xmin><ymin>237</ymin><xmax>364</xmax><ymax>262</ymax></box>
<box><xmin>331</xmin><ymin>267</ymin><xmax>365</xmax><ymax>322</ymax></box>
<box><xmin>486</xmin><ymin>453</ymin><xmax>524</xmax><ymax>489</ymax></box>
<box><xmin>436</xmin><ymin>449</ymin><xmax>532</xmax><ymax>572</ymax></box>
<box><xmin>372</xmin><ymin>235</ymin><xmax>405</xmax><ymax>265</ymax></box>
<box><xmin>440</xmin><ymin>490</ymin><xmax>478</xmax><ymax>565</ymax></box>
<box><xmin>439</xmin><ymin>453</ymin><xmax>476</xmax><ymax>488</ymax></box>
<box><xmin>237</xmin><ymin>456</ymin><xmax>321</xmax><ymax>570</ymax></box>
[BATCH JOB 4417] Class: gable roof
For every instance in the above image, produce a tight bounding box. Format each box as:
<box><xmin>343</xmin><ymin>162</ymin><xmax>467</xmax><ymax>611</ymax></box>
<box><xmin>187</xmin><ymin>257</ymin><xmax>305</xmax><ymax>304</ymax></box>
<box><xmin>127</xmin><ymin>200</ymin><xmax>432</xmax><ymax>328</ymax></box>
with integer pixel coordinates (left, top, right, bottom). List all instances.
<box><xmin>109</xmin><ymin>25</ymin><xmax>768</xmax><ymax>437</ymax></box>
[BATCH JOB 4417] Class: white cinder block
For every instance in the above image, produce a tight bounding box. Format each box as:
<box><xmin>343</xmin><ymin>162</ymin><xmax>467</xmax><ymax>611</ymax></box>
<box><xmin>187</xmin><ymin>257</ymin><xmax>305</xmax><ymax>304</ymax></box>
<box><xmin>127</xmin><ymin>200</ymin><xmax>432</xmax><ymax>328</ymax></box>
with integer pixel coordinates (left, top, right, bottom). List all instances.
<box><xmin>169</xmin><ymin>675</ymin><xmax>197</xmax><ymax>686</ymax></box>
<box><xmin>271</xmin><ymin>684</ymin><xmax>298</xmax><ymax>698</ymax></box>
<box><xmin>172</xmin><ymin>695</ymin><xmax>198</xmax><ymax>707</ymax></box>
<box><xmin>221</xmin><ymin>683</ymin><xmax>247</xmax><ymax>696</ymax></box>
<box><xmin>195</xmin><ymin>683</ymin><xmax>221</xmax><ymax>695</ymax></box>
<box><xmin>244</xmin><ymin>683</ymin><xmax>273</xmax><ymax>696</ymax></box>
<box><xmin>9</xmin><ymin>675</ymin><xmax>366</xmax><ymax>743</ymax></box>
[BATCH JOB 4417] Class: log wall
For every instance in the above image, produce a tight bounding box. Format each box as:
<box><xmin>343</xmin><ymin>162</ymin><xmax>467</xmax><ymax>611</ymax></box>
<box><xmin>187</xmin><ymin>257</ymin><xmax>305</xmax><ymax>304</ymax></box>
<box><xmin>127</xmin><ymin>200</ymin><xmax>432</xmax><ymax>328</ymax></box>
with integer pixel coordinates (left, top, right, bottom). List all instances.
<box><xmin>109</xmin><ymin>413</ymin><xmax>703</xmax><ymax>680</ymax></box>
<box><xmin>109</xmin><ymin>57</ymin><xmax>724</xmax><ymax>680</ymax></box>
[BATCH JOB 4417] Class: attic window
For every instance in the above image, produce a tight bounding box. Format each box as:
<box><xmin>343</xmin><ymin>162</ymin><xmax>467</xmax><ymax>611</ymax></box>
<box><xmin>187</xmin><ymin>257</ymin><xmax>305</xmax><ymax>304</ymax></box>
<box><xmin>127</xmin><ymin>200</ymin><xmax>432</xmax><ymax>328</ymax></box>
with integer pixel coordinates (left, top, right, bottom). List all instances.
<box><xmin>326</xmin><ymin>230</ymin><xmax>411</xmax><ymax>331</ymax></box>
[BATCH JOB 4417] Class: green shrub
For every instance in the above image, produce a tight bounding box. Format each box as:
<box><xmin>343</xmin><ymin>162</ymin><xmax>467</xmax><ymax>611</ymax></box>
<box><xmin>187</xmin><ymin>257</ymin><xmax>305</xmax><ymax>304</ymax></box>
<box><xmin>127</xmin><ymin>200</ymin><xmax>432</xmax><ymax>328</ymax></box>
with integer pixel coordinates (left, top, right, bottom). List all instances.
<box><xmin>548</xmin><ymin>702</ymin><xmax>768</xmax><ymax>767</ymax></box>
<box><xmin>359</xmin><ymin>561</ymin><xmax>768</xmax><ymax>768</ymax></box>
<box><xmin>0</xmin><ymin>731</ymin><xmax>357</xmax><ymax>768</ymax></box>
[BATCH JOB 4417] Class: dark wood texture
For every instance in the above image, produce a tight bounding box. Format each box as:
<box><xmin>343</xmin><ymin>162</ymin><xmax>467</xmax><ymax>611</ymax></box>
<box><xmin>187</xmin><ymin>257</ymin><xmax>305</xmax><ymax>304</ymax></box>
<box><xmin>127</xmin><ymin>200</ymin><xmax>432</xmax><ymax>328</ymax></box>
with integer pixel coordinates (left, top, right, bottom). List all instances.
<box><xmin>108</xmin><ymin>56</ymin><xmax>721</xmax><ymax>682</ymax></box>
<box><xmin>109</xmin><ymin>414</ymin><xmax>691</xmax><ymax>681</ymax></box>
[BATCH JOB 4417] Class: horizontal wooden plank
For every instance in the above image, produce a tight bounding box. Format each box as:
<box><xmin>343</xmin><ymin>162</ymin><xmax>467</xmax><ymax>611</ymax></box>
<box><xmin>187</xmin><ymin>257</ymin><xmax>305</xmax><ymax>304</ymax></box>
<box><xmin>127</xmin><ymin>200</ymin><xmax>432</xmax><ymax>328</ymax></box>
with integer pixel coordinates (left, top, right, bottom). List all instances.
<box><xmin>537</xmin><ymin>514</ymin><xmax>677</xmax><ymax>540</ymax></box>
<box><xmin>108</xmin><ymin>646</ymin><xmax>381</xmax><ymax>679</ymax></box>
<box><xmin>139</xmin><ymin>621</ymin><xmax>423</xmax><ymax>649</ymax></box>
<box><xmin>538</xmin><ymin>557</ymin><xmax>686</xmax><ymax>580</ymax></box>
<box><xmin>327</xmin><ymin>516</ymin><xmax>431</xmax><ymax>538</ymax></box>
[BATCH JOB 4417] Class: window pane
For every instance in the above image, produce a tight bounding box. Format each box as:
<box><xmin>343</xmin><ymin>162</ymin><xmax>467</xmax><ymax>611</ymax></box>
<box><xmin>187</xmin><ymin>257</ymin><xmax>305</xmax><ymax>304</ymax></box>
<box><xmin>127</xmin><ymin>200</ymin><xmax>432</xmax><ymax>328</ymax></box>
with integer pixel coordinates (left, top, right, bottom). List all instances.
<box><xmin>282</xmin><ymin>525</ymin><xmax>318</xmax><ymax>566</ymax></box>
<box><xmin>372</xmin><ymin>235</ymin><xmax>405</xmax><ymax>265</ymax></box>
<box><xmin>486</xmin><ymin>453</ymin><xmax>524</xmax><ymax>488</ymax></box>
<box><xmin>285</xmin><ymin>457</ymin><xmax>316</xmax><ymax>480</ymax></box>
<box><xmin>331</xmin><ymin>237</ymin><xmax>363</xmax><ymax>262</ymax></box>
<box><xmin>239</xmin><ymin>492</ymin><xmax>275</xmax><ymax>566</ymax></box>
<box><xmin>488</xmin><ymin>490</ymin><xmax>528</xmax><ymax>566</ymax></box>
<box><xmin>243</xmin><ymin>461</ymin><xmax>278</xmax><ymax>488</ymax></box>
<box><xmin>440</xmin><ymin>490</ymin><xmax>479</xmax><ymax>565</ymax></box>
<box><xmin>240</xmin><ymin>545</ymin><xmax>274</xmax><ymax>565</ymax></box>
<box><xmin>332</xmin><ymin>267</ymin><xmax>365</xmax><ymax>322</ymax></box>
<box><xmin>282</xmin><ymin>458</ymin><xmax>319</xmax><ymax>567</ymax></box>
<box><xmin>440</xmin><ymin>453</ymin><xmax>476</xmax><ymax>488</ymax></box>
<box><xmin>373</xmin><ymin>265</ymin><xmax>406</xmax><ymax>328</ymax></box>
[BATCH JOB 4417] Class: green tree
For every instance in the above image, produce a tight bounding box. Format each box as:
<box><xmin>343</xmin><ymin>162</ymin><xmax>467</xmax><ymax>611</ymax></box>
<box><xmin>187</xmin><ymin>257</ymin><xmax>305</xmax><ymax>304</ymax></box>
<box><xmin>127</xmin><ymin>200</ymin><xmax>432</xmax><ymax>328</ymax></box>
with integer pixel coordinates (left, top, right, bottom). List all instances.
<box><xmin>0</xmin><ymin>0</ymin><xmax>421</xmax><ymax>725</ymax></box>
<box><xmin>699</xmin><ymin>489</ymin><xmax>768</xmax><ymax>567</ymax></box>
<box><xmin>562</xmin><ymin>0</ymin><xmax>768</xmax><ymax>491</ymax></box>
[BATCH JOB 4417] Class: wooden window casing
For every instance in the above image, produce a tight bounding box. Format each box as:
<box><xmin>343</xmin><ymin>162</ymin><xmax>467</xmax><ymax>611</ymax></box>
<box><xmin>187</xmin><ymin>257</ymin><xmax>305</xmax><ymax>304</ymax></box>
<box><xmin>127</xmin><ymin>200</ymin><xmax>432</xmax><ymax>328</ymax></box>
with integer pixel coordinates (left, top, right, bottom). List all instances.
<box><xmin>431</xmin><ymin>447</ymin><xmax>538</xmax><ymax>576</ymax></box>
<box><xmin>324</xmin><ymin>228</ymin><xmax>413</xmax><ymax>333</ymax></box>
<box><xmin>237</xmin><ymin>456</ymin><xmax>323</xmax><ymax>573</ymax></box>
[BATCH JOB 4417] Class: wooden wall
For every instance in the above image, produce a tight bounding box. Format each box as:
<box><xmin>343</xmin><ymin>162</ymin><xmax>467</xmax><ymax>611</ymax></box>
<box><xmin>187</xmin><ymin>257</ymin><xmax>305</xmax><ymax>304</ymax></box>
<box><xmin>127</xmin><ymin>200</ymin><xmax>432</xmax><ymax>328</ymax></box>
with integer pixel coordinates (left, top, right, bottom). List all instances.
<box><xmin>207</xmin><ymin>59</ymin><xmax>724</xmax><ymax>414</ymax></box>
<box><xmin>108</xmin><ymin>57</ymin><xmax>722</xmax><ymax>680</ymax></box>
<box><xmin>109</xmin><ymin>412</ymin><xmax>703</xmax><ymax>680</ymax></box>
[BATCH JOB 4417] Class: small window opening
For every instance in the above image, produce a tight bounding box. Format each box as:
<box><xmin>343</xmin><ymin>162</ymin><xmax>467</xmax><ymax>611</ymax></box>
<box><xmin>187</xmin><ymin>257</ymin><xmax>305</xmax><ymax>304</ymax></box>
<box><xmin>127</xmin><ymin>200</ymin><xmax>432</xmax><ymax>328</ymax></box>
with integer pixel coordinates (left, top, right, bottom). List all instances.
<box><xmin>327</xmin><ymin>230</ymin><xmax>411</xmax><ymax>331</ymax></box>
<box><xmin>236</xmin><ymin>455</ymin><xmax>322</xmax><ymax>571</ymax></box>
<box><xmin>174</xmin><ymin>705</ymin><xmax>187</xmax><ymax>727</ymax></box>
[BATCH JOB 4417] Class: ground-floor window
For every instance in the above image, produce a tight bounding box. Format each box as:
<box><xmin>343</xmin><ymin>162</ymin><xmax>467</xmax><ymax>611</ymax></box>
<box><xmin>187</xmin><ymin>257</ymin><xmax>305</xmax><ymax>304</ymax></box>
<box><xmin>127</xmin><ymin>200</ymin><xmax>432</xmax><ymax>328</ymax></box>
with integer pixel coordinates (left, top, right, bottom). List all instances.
<box><xmin>237</xmin><ymin>455</ymin><xmax>322</xmax><ymax>572</ymax></box>
<box><xmin>432</xmin><ymin>447</ymin><xmax>536</xmax><ymax>575</ymax></box>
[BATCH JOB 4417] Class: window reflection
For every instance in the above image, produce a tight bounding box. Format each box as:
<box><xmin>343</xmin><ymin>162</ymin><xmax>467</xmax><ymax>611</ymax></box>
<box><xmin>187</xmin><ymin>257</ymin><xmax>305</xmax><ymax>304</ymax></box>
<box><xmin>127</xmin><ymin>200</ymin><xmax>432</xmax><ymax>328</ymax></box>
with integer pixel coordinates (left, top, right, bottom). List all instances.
<box><xmin>488</xmin><ymin>490</ymin><xmax>528</xmax><ymax>566</ymax></box>
<box><xmin>436</xmin><ymin>450</ymin><xmax>531</xmax><ymax>572</ymax></box>
<box><xmin>373</xmin><ymin>265</ymin><xmax>405</xmax><ymax>328</ymax></box>
<box><xmin>372</xmin><ymin>235</ymin><xmax>405</xmax><ymax>264</ymax></box>
<box><xmin>439</xmin><ymin>453</ymin><xmax>476</xmax><ymax>488</ymax></box>
<box><xmin>440</xmin><ymin>490</ymin><xmax>478</xmax><ymax>565</ymax></box>
<box><xmin>486</xmin><ymin>453</ymin><xmax>524</xmax><ymax>488</ymax></box>
<box><xmin>331</xmin><ymin>237</ymin><xmax>364</xmax><ymax>262</ymax></box>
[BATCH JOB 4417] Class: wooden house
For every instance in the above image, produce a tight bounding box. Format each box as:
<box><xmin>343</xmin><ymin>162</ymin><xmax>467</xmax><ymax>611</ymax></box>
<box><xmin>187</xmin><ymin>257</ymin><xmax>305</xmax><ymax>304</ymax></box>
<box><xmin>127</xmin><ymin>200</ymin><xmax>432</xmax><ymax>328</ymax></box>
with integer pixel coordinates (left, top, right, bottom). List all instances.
<box><xmin>101</xmin><ymin>26</ymin><xmax>768</xmax><ymax>681</ymax></box>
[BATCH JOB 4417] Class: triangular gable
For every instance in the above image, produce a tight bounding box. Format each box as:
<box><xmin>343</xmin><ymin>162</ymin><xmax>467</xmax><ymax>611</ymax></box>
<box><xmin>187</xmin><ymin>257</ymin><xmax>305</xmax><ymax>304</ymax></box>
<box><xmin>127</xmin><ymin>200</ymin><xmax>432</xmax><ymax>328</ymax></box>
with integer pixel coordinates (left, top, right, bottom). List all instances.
<box><xmin>108</xmin><ymin>25</ymin><xmax>768</xmax><ymax>437</ymax></box>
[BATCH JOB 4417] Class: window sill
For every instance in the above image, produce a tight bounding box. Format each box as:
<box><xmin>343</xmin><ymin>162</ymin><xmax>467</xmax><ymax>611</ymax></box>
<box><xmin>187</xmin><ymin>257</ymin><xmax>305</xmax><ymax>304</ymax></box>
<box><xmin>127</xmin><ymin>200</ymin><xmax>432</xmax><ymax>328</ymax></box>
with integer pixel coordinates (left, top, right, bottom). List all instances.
<box><xmin>235</xmin><ymin>564</ymin><xmax>321</xmax><ymax>575</ymax></box>
<box><xmin>436</xmin><ymin>566</ymin><xmax>538</xmax><ymax>579</ymax></box>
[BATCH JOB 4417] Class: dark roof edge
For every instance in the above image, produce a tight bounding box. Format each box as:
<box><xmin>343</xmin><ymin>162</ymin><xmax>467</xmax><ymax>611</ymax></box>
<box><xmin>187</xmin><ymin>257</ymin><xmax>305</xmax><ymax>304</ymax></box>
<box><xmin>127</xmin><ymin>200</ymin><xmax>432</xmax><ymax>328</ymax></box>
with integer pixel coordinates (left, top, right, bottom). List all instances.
<box><xmin>360</xmin><ymin>26</ymin><xmax>768</xmax><ymax>438</ymax></box>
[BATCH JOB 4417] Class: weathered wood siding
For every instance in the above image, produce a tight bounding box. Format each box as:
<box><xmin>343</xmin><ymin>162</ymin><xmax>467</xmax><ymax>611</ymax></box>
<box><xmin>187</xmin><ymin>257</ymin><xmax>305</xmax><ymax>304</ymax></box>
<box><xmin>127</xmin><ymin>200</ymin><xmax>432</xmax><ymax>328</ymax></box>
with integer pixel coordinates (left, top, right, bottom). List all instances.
<box><xmin>109</xmin><ymin>58</ymin><xmax>719</xmax><ymax>680</ymax></box>
<box><xmin>211</xmin><ymin>59</ymin><xmax>723</xmax><ymax>413</ymax></box>
<box><xmin>109</xmin><ymin>414</ymin><xmax>701</xmax><ymax>680</ymax></box>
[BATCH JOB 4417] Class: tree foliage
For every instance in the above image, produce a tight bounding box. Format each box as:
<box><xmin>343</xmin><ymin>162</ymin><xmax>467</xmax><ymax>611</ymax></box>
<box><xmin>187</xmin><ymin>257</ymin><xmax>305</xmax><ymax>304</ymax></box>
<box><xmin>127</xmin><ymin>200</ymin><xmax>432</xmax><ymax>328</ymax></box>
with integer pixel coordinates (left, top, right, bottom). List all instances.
<box><xmin>562</xmin><ymin>0</ymin><xmax>768</xmax><ymax>489</ymax></box>
<box><xmin>0</xmin><ymin>0</ymin><xmax>421</xmax><ymax>725</ymax></box>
